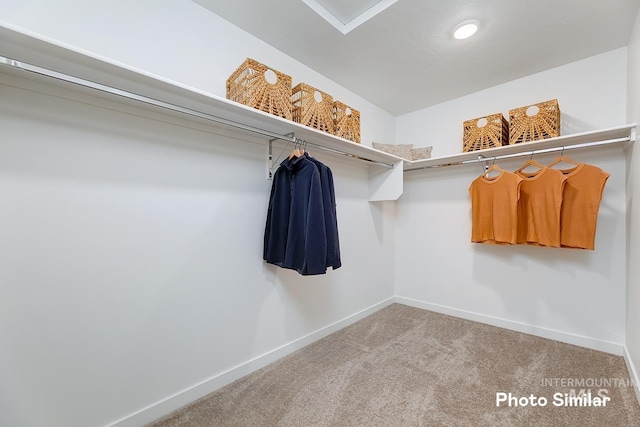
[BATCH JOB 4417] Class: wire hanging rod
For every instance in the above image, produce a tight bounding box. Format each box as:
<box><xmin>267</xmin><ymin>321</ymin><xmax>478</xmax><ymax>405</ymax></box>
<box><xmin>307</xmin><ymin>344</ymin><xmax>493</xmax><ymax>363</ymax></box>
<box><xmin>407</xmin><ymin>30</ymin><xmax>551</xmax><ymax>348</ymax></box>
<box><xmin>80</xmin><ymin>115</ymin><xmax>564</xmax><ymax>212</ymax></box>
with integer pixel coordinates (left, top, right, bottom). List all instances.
<box><xmin>0</xmin><ymin>55</ymin><xmax>395</xmax><ymax>171</ymax></box>
<box><xmin>405</xmin><ymin>137</ymin><xmax>632</xmax><ymax>172</ymax></box>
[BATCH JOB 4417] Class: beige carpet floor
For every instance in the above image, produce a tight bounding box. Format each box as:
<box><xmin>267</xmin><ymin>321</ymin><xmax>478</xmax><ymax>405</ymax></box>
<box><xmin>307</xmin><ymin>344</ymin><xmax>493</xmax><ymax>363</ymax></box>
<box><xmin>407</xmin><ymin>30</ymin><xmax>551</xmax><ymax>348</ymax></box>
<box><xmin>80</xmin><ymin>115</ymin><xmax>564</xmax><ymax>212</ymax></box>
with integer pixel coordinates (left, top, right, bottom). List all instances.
<box><xmin>149</xmin><ymin>303</ymin><xmax>640</xmax><ymax>426</ymax></box>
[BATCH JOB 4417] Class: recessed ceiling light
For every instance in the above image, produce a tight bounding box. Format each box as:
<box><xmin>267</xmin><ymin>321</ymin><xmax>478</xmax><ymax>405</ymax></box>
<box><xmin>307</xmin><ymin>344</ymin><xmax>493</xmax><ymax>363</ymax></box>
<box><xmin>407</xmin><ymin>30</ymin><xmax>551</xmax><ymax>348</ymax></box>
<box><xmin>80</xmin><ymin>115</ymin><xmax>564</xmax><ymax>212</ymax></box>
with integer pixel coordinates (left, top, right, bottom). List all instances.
<box><xmin>453</xmin><ymin>20</ymin><xmax>479</xmax><ymax>40</ymax></box>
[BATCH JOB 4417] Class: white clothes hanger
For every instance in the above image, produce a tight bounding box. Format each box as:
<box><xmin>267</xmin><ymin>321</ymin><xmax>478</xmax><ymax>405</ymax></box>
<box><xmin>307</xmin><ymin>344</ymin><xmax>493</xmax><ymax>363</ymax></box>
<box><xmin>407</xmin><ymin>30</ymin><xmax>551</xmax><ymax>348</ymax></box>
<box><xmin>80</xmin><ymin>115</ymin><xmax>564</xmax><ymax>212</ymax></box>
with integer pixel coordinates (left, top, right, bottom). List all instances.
<box><xmin>548</xmin><ymin>147</ymin><xmax>581</xmax><ymax>170</ymax></box>
<box><xmin>515</xmin><ymin>152</ymin><xmax>545</xmax><ymax>174</ymax></box>
<box><xmin>483</xmin><ymin>158</ymin><xmax>502</xmax><ymax>179</ymax></box>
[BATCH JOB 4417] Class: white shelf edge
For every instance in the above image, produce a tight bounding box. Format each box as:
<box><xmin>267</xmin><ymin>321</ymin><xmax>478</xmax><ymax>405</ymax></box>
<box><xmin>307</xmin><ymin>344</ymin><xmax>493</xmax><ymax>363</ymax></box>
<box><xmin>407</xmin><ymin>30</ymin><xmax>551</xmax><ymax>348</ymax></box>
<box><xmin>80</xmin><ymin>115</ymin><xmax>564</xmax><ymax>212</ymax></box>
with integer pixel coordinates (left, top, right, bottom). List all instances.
<box><xmin>403</xmin><ymin>124</ymin><xmax>636</xmax><ymax>171</ymax></box>
<box><xmin>0</xmin><ymin>24</ymin><xmax>406</xmax><ymax>168</ymax></box>
<box><xmin>2</xmin><ymin>24</ymin><xmax>632</xmax><ymax>193</ymax></box>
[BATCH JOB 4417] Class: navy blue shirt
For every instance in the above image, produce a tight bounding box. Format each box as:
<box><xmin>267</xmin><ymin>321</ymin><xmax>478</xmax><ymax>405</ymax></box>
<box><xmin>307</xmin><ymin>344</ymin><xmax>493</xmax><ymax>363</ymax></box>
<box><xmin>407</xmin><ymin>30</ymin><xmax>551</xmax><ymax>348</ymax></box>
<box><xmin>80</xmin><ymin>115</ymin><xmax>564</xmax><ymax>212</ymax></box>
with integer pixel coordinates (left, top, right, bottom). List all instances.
<box><xmin>305</xmin><ymin>153</ymin><xmax>341</xmax><ymax>270</ymax></box>
<box><xmin>264</xmin><ymin>155</ymin><xmax>328</xmax><ymax>275</ymax></box>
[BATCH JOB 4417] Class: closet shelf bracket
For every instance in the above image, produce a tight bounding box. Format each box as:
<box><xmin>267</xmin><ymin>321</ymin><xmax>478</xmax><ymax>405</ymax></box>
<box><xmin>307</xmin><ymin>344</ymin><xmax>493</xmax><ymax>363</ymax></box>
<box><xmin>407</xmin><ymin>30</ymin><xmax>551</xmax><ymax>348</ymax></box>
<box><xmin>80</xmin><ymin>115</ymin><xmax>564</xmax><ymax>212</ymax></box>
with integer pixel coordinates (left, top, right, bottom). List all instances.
<box><xmin>266</xmin><ymin>132</ymin><xmax>395</xmax><ymax>180</ymax></box>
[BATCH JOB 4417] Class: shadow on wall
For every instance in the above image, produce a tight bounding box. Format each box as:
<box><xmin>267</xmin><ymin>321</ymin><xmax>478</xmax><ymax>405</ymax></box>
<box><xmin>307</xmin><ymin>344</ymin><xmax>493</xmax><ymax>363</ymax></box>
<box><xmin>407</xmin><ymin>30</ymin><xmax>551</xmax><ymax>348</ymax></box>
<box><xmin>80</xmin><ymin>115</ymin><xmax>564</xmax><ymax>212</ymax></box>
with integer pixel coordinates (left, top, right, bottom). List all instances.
<box><xmin>369</xmin><ymin>200</ymin><xmax>391</xmax><ymax>245</ymax></box>
<box><xmin>275</xmin><ymin>268</ymin><xmax>336</xmax><ymax>336</ymax></box>
<box><xmin>561</xmin><ymin>113</ymin><xmax>596</xmax><ymax>135</ymax></box>
<box><xmin>625</xmin><ymin>143</ymin><xmax>635</xmax><ymax>285</ymax></box>
<box><xmin>0</xmin><ymin>83</ymin><xmax>272</xmax><ymax>192</ymax></box>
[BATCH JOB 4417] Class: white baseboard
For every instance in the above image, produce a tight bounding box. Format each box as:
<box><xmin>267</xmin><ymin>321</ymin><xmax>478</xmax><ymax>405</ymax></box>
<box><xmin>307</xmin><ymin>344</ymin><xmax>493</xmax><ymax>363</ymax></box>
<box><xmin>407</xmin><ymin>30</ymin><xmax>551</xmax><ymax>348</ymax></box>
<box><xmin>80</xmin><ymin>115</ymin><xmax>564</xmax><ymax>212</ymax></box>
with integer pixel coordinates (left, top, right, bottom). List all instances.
<box><xmin>108</xmin><ymin>295</ymin><xmax>630</xmax><ymax>426</ymax></box>
<box><xmin>106</xmin><ymin>297</ymin><xmax>395</xmax><ymax>427</ymax></box>
<box><xmin>623</xmin><ymin>346</ymin><xmax>640</xmax><ymax>405</ymax></box>
<box><xmin>394</xmin><ymin>296</ymin><xmax>624</xmax><ymax>356</ymax></box>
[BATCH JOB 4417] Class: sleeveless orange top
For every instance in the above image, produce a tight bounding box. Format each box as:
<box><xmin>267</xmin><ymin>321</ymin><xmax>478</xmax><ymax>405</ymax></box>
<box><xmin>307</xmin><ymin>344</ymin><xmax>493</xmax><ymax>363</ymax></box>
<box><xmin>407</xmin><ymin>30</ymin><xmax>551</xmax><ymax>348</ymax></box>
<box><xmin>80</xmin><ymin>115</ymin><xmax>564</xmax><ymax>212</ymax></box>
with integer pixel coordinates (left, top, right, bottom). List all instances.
<box><xmin>469</xmin><ymin>169</ymin><xmax>522</xmax><ymax>244</ymax></box>
<box><xmin>554</xmin><ymin>163</ymin><xmax>610</xmax><ymax>250</ymax></box>
<box><xmin>515</xmin><ymin>167</ymin><xmax>567</xmax><ymax>247</ymax></box>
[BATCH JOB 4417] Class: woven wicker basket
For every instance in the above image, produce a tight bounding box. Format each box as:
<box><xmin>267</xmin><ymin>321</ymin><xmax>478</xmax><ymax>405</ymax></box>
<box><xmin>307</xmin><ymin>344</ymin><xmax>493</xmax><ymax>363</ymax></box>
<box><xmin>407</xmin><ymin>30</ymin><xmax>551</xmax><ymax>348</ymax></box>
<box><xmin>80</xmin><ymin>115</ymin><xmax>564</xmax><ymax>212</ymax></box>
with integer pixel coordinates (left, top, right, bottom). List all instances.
<box><xmin>509</xmin><ymin>99</ymin><xmax>560</xmax><ymax>144</ymax></box>
<box><xmin>226</xmin><ymin>58</ymin><xmax>292</xmax><ymax>120</ymax></box>
<box><xmin>462</xmin><ymin>113</ymin><xmax>509</xmax><ymax>152</ymax></box>
<box><xmin>333</xmin><ymin>101</ymin><xmax>361</xmax><ymax>143</ymax></box>
<box><xmin>292</xmin><ymin>83</ymin><xmax>334</xmax><ymax>134</ymax></box>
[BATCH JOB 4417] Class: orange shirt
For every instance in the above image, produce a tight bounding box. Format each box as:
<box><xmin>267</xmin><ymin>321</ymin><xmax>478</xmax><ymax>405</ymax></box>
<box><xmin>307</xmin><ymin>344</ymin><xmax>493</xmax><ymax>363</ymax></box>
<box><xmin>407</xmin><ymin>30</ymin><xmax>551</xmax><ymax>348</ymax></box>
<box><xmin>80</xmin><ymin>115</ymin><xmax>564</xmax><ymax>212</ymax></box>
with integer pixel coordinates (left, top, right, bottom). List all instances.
<box><xmin>469</xmin><ymin>169</ymin><xmax>522</xmax><ymax>244</ymax></box>
<box><xmin>515</xmin><ymin>167</ymin><xmax>567</xmax><ymax>247</ymax></box>
<box><xmin>553</xmin><ymin>163</ymin><xmax>610</xmax><ymax>250</ymax></box>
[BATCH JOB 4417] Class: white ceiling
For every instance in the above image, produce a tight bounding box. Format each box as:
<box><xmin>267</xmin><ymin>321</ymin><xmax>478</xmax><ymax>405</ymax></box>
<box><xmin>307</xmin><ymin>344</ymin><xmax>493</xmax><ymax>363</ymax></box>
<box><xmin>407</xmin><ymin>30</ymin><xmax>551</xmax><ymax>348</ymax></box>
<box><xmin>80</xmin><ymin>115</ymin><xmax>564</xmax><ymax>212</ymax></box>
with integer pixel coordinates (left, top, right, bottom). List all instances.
<box><xmin>194</xmin><ymin>0</ymin><xmax>640</xmax><ymax>116</ymax></box>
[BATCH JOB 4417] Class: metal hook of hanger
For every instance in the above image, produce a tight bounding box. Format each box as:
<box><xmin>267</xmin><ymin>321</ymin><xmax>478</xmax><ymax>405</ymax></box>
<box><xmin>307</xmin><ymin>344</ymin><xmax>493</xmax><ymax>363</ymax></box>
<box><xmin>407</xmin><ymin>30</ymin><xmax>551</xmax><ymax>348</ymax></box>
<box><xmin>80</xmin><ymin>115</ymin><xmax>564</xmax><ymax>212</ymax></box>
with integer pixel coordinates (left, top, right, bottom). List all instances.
<box><xmin>477</xmin><ymin>155</ymin><xmax>488</xmax><ymax>173</ymax></box>
<box><xmin>268</xmin><ymin>132</ymin><xmax>297</xmax><ymax>179</ymax></box>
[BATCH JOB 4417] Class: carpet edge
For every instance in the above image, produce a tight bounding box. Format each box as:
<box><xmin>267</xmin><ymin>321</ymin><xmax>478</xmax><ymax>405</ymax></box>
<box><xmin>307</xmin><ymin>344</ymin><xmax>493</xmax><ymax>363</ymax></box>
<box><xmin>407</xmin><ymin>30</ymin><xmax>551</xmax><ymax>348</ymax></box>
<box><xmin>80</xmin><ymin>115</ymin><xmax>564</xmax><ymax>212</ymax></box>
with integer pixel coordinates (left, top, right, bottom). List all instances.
<box><xmin>394</xmin><ymin>296</ymin><xmax>624</xmax><ymax>355</ymax></box>
<box><xmin>105</xmin><ymin>297</ymin><xmax>396</xmax><ymax>427</ymax></box>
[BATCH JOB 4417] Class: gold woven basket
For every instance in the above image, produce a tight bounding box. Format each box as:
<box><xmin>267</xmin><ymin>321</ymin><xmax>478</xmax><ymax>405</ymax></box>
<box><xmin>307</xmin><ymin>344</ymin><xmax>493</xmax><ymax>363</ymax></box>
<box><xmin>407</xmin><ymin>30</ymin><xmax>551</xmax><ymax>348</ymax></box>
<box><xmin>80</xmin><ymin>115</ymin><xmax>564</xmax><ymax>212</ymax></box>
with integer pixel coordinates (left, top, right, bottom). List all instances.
<box><xmin>292</xmin><ymin>83</ymin><xmax>334</xmax><ymax>134</ymax></box>
<box><xmin>226</xmin><ymin>58</ymin><xmax>292</xmax><ymax>120</ymax></box>
<box><xmin>462</xmin><ymin>113</ymin><xmax>509</xmax><ymax>152</ymax></box>
<box><xmin>333</xmin><ymin>101</ymin><xmax>360</xmax><ymax>143</ymax></box>
<box><xmin>509</xmin><ymin>99</ymin><xmax>560</xmax><ymax>144</ymax></box>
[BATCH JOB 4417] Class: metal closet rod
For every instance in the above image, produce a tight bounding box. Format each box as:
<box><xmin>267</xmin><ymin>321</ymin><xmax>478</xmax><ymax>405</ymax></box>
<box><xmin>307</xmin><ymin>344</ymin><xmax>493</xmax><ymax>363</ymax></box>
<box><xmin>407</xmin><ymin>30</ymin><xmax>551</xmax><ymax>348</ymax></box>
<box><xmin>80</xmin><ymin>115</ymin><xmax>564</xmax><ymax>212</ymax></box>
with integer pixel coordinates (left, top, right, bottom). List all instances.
<box><xmin>0</xmin><ymin>55</ymin><xmax>394</xmax><ymax>169</ymax></box>
<box><xmin>407</xmin><ymin>137</ymin><xmax>631</xmax><ymax>172</ymax></box>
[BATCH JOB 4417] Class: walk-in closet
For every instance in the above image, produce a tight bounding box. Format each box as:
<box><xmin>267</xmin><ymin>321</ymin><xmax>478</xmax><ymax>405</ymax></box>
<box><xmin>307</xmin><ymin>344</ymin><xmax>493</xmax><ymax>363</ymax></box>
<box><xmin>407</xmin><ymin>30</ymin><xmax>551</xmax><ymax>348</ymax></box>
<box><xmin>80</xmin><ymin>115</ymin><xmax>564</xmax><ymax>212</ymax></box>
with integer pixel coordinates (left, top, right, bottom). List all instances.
<box><xmin>2</xmin><ymin>1</ymin><xmax>640</xmax><ymax>426</ymax></box>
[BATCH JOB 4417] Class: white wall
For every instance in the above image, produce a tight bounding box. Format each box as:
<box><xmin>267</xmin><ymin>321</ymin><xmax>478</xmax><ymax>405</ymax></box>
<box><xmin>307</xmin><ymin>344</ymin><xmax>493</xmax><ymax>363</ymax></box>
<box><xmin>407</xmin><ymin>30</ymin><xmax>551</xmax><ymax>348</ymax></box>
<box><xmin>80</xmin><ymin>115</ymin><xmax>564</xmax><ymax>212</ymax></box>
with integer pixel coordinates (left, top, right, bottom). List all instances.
<box><xmin>0</xmin><ymin>0</ymin><xmax>395</xmax><ymax>148</ymax></box>
<box><xmin>395</xmin><ymin>49</ymin><xmax>629</xmax><ymax>353</ymax></box>
<box><xmin>397</xmin><ymin>49</ymin><xmax>627</xmax><ymax>152</ymax></box>
<box><xmin>626</xmin><ymin>7</ymin><xmax>640</xmax><ymax>397</ymax></box>
<box><xmin>0</xmin><ymin>1</ymin><xmax>396</xmax><ymax>426</ymax></box>
<box><xmin>1</xmin><ymin>1</ymin><xmax>637</xmax><ymax>426</ymax></box>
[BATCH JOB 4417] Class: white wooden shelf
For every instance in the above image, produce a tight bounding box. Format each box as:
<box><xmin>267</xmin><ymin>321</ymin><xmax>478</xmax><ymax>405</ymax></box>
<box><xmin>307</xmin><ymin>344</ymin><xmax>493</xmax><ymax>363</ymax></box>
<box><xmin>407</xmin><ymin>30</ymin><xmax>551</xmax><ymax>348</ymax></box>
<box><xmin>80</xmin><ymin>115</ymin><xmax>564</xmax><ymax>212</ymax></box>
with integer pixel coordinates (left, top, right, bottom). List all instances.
<box><xmin>403</xmin><ymin>124</ymin><xmax>635</xmax><ymax>172</ymax></box>
<box><xmin>0</xmin><ymin>24</ymin><xmax>405</xmax><ymax>201</ymax></box>
<box><xmin>1</xmin><ymin>25</ymin><xmax>633</xmax><ymax>198</ymax></box>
